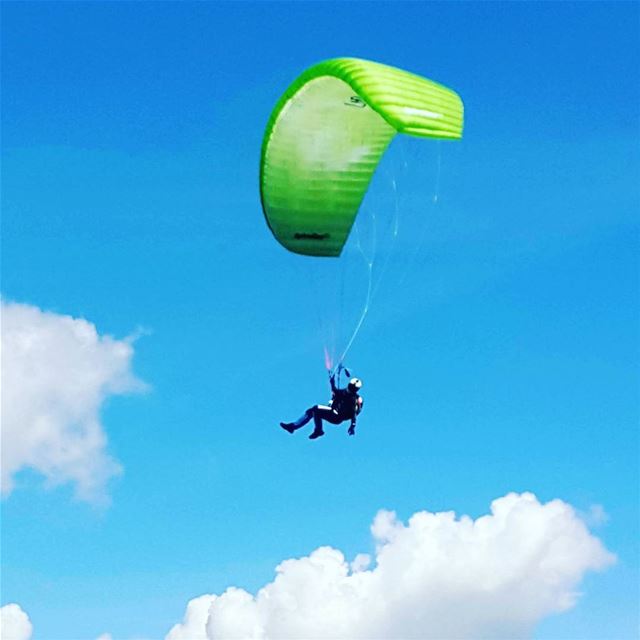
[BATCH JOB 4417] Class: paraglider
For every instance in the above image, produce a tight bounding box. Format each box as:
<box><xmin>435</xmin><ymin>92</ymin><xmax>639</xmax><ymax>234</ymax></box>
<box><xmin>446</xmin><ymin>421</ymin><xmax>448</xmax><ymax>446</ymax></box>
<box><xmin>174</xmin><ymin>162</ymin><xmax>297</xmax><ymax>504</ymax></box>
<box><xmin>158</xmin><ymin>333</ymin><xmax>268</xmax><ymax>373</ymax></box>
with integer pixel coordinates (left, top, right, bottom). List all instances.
<box><xmin>280</xmin><ymin>367</ymin><xmax>364</xmax><ymax>440</ymax></box>
<box><xmin>260</xmin><ymin>57</ymin><xmax>463</xmax><ymax>437</ymax></box>
<box><xmin>260</xmin><ymin>57</ymin><xmax>463</xmax><ymax>257</ymax></box>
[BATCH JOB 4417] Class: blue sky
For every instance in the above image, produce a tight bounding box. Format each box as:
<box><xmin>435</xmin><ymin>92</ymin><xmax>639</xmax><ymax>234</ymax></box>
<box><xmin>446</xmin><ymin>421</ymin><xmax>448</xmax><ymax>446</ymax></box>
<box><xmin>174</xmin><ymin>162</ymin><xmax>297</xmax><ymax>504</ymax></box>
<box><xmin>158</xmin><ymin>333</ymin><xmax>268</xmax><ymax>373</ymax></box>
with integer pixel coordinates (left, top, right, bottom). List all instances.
<box><xmin>2</xmin><ymin>2</ymin><xmax>638</xmax><ymax>639</ymax></box>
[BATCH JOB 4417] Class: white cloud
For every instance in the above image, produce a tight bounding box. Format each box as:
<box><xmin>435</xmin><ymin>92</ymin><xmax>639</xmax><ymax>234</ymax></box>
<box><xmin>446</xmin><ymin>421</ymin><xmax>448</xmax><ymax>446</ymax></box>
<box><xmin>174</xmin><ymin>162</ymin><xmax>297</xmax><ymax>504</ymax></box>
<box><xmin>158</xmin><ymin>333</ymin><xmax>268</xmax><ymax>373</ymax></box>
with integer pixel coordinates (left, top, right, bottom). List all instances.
<box><xmin>166</xmin><ymin>594</ymin><xmax>218</xmax><ymax>640</ymax></box>
<box><xmin>167</xmin><ymin>492</ymin><xmax>615</xmax><ymax>640</ymax></box>
<box><xmin>1</xmin><ymin>300</ymin><xmax>146</xmax><ymax>502</ymax></box>
<box><xmin>0</xmin><ymin>604</ymin><xmax>33</xmax><ymax>640</ymax></box>
<box><xmin>583</xmin><ymin>503</ymin><xmax>609</xmax><ymax>526</ymax></box>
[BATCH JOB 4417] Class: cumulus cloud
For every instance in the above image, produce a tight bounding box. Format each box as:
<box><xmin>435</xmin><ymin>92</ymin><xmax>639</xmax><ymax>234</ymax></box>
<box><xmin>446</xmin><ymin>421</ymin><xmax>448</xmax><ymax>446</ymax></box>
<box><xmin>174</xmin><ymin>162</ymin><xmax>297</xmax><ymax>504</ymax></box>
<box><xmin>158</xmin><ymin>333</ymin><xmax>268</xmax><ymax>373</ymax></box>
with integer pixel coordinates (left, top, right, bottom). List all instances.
<box><xmin>0</xmin><ymin>604</ymin><xmax>33</xmax><ymax>640</ymax></box>
<box><xmin>0</xmin><ymin>611</ymin><xmax>113</xmax><ymax>640</ymax></box>
<box><xmin>167</xmin><ymin>594</ymin><xmax>218</xmax><ymax>640</ymax></box>
<box><xmin>167</xmin><ymin>492</ymin><xmax>615</xmax><ymax>640</ymax></box>
<box><xmin>1</xmin><ymin>300</ymin><xmax>146</xmax><ymax>502</ymax></box>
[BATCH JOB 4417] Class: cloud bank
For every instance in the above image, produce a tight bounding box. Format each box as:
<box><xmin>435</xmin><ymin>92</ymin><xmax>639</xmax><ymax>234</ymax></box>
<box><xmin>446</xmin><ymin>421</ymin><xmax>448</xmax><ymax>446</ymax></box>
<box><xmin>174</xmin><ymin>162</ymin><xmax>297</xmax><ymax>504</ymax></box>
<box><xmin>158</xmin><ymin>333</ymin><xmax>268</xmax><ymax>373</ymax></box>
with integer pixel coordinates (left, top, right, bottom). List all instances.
<box><xmin>167</xmin><ymin>492</ymin><xmax>615</xmax><ymax>640</ymax></box>
<box><xmin>1</xmin><ymin>300</ymin><xmax>146</xmax><ymax>502</ymax></box>
<box><xmin>0</xmin><ymin>604</ymin><xmax>33</xmax><ymax>640</ymax></box>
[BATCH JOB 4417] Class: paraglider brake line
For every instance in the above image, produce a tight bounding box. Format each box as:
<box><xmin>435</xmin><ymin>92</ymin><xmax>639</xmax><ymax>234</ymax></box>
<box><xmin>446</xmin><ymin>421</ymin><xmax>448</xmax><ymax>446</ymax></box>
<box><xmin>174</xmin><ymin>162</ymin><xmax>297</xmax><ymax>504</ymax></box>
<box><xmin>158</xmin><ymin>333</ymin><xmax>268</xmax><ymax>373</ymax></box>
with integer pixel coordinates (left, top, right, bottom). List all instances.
<box><xmin>337</xmin><ymin>258</ymin><xmax>373</xmax><ymax>366</ymax></box>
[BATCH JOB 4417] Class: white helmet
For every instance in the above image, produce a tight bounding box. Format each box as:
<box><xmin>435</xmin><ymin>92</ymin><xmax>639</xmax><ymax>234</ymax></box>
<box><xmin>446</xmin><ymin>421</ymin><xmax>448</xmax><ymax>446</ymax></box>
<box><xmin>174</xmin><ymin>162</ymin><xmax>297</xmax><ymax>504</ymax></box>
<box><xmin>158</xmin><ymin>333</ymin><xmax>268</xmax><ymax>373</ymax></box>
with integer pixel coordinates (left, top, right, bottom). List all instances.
<box><xmin>348</xmin><ymin>378</ymin><xmax>363</xmax><ymax>392</ymax></box>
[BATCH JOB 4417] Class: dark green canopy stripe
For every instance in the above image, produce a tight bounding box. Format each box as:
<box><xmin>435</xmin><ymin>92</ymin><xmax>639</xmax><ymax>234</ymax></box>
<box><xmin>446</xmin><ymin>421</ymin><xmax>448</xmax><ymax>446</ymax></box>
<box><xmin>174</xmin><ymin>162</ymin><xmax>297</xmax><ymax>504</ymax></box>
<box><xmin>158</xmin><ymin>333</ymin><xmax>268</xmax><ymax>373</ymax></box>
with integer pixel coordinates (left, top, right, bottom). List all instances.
<box><xmin>260</xmin><ymin>58</ymin><xmax>464</xmax><ymax>257</ymax></box>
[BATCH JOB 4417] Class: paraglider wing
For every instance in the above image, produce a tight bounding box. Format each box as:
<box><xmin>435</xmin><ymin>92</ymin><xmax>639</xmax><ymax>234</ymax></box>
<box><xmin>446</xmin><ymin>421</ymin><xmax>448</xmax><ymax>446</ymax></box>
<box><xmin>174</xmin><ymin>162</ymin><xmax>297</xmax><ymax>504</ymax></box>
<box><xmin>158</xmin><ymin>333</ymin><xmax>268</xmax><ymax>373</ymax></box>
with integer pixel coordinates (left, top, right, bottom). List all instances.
<box><xmin>260</xmin><ymin>57</ymin><xmax>464</xmax><ymax>257</ymax></box>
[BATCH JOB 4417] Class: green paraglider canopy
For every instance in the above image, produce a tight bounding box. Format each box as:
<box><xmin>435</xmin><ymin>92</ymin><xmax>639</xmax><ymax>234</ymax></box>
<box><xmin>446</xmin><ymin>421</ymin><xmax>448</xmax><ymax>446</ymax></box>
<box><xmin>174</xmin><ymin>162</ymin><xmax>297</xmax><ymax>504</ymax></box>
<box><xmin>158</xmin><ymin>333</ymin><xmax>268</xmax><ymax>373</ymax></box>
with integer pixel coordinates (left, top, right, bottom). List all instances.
<box><xmin>260</xmin><ymin>57</ymin><xmax>464</xmax><ymax>257</ymax></box>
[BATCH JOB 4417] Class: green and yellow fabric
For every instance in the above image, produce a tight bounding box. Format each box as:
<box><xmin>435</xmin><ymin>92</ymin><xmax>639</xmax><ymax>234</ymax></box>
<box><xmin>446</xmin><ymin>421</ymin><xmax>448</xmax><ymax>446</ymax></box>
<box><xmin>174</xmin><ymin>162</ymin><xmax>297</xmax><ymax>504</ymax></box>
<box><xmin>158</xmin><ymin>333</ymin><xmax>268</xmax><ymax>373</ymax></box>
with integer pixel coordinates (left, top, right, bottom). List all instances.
<box><xmin>260</xmin><ymin>57</ymin><xmax>464</xmax><ymax>257</ymax></box>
